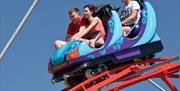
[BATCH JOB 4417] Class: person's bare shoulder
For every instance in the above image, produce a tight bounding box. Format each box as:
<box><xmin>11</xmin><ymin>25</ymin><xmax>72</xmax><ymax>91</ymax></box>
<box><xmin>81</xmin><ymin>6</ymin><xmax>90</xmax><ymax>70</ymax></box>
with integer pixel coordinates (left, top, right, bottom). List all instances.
<box><xmin>94</xmin><ymin>17</ymin><xmax>101</xmax><ymax>23</ymax></box>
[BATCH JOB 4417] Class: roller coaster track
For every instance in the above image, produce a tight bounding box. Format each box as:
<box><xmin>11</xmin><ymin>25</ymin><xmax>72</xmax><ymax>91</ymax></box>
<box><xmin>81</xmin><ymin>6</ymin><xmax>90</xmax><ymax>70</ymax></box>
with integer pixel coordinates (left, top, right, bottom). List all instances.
<box><xmin>62</xmin><ymin>56</ymin><xmax>180</xmax><ymax>91</ymax></box>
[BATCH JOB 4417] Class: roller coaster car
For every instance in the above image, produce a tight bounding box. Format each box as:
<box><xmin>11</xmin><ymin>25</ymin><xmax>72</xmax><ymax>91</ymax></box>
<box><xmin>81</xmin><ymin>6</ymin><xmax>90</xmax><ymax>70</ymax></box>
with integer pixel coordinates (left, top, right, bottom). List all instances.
<box><xmin>48</xmin><ymin>2</ymin><xmax>163</xmax><ymax>86</ymax></box>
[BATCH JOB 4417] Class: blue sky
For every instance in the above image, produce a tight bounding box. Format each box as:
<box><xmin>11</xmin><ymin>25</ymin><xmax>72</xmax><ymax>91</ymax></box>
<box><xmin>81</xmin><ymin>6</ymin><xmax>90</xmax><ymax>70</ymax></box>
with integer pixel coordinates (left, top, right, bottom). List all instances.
<box><xmin>0</xmin><ymin>0</ymin><xmax>179</xmax><ymax>91</ymax></box>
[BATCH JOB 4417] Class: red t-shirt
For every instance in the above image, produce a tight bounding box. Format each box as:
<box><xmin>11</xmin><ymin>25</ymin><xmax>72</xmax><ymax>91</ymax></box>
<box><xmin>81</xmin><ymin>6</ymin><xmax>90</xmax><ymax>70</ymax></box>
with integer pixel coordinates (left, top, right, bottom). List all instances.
<box><xmin>67</xmin><ymin>16</ymin><xmax>86</xmax><ymax>35</ymax></box>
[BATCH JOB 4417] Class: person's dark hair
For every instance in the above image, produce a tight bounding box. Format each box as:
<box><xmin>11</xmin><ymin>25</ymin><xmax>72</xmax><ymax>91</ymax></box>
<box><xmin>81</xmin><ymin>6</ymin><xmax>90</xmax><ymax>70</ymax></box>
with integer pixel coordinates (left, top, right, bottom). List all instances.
<box><xmin>68</xmin><ymin>8</ymin><xmax>80</xmax><ymax>15</ymax></box>
<box><xmin>84</xmin><ymin>4</ymin><xmax>96</xmax><ymax>16</ymax></box>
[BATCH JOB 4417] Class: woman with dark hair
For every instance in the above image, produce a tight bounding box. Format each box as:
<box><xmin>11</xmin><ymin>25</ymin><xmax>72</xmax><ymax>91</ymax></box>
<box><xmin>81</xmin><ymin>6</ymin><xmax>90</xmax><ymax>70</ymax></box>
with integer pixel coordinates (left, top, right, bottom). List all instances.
<box><xmin>73</xmin><ymin>4</ymin><xmax>106</xmax><ymax>48</ymax></box>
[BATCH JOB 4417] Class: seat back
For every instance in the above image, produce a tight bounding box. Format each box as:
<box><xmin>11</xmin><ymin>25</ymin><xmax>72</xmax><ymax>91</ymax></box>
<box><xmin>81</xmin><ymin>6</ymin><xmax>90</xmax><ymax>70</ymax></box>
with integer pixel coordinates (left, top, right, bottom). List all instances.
<box><xmin>95</xmin><ymin>4</ymin><xmax>123</xmax><ymax>48</ymax></box>
<box><xmin>133</xmin><ymin>2</ymin><xmax>157</xmax><ymax>46</ymax></box>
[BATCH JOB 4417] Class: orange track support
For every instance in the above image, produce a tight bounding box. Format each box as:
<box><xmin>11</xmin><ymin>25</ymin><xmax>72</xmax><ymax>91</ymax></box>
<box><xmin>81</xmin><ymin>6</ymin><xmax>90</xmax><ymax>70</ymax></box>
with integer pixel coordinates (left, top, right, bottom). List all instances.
<box><xmin>63</xmin><ymin>56</ymin><xmax>180</xmax><ymax>91</ymax></box>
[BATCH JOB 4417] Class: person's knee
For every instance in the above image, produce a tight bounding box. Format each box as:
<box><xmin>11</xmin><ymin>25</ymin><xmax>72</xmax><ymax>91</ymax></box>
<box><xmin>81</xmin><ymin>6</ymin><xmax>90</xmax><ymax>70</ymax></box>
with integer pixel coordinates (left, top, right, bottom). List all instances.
<box><xmin>54</xmin><ymin>40</ymin><xmax>61</xmax><ymax>46</ymax></box>
<box><xmin>54</xmin><ymin>40</ymin><xmax>66</xmax><ymax>48</ymax></box>
<box><xmin>123</xmin><ymin>27</ymin><xmax>129</xmax><ymax>32</ymax></box>
<box><xmin>96</xmin><ymin>38</ymin><xmax>105</xmax><ymax>45</ymax></box>
<box><xmin>98</xmin><ymin>39</ymin><xmax>105</xmax><ymax>45</ymax></box>
<box><xmin>122</xmin><ymin>27</ymin><xmax>131</xmax><ymax>37</ymax></box>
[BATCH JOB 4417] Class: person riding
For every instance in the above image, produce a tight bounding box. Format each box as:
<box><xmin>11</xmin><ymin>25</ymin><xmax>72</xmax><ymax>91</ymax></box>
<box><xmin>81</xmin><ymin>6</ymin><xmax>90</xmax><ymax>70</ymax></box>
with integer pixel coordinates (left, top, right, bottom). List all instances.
<box><xmin>120</xmin><ymin>0</ymin><xmax>141</xmax><ymax>36</ymax></box>
<box><xmin>54</xmin><ymin>8</ymin><xmax>86</xmax><ymax>49</ymax></box>
<box><xmin>73</xmin><ymin>4</ymin><xmax>106</xmax><ymax>48</ymax></box>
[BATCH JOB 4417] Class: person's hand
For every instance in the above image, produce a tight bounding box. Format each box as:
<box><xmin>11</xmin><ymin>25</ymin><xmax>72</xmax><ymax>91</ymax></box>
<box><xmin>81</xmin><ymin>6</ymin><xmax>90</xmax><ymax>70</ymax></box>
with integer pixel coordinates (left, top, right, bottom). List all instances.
<box><xmin>73</xmin><ymin>35</ymin><xmax>80</xmax><ymax>40</ymax></box>
<box><xmin>72</xmin><ymin>33</ymin><xmax>80</xmax><ymax>40</ymax></box>
<box><xmin>122</xmin><ymin>21</ymin><xmax>126</xmax><ymax>25</ymax></box>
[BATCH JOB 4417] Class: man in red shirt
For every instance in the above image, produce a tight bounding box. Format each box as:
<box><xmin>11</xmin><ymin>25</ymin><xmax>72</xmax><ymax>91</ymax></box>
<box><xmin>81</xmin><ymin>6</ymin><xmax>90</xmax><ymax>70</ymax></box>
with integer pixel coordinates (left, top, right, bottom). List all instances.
<box><xmin>54</xmin><ymin>8</ymin><xmax>86</xmax><ymax>49</ymax></box>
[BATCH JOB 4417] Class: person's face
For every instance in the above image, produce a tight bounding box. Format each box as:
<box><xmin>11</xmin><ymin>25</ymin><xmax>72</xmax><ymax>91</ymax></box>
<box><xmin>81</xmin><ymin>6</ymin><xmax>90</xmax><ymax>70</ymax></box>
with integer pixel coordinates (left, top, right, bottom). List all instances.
<box><xmin>84</xmin><ymin>7</ymin><xmax>93</xmax><ymax>19</ymax></box>
<box><xmin>69</xmin><ymin>11</ymin><xmax>80</xmax><ymax>23</ymax></box>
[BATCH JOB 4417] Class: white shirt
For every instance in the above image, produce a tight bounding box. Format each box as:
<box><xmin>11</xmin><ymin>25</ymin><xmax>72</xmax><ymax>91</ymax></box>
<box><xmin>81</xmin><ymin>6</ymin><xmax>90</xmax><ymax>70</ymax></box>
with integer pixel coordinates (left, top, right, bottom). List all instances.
<box><xmin>121</xmin><ymin>1</ymin><xmax>141</xmax><ymax>25</ymax></box>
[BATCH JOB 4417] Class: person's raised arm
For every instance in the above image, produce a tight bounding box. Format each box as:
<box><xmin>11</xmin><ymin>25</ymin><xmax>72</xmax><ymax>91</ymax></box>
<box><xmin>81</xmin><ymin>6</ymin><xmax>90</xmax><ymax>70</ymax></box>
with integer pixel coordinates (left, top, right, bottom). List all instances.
<box><xmin>71</xmin><ymin>24</ymin><xmax>86</xmax><ymax>41</ymax></box>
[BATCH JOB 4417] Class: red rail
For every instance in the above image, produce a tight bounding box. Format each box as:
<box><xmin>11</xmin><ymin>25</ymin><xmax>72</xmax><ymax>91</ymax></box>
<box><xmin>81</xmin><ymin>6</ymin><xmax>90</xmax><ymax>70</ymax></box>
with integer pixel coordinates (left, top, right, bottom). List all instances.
<box><xmin>63</xmin><ymin>56</ymin><xmax>180</xmax><ymax>91</ymax></box>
